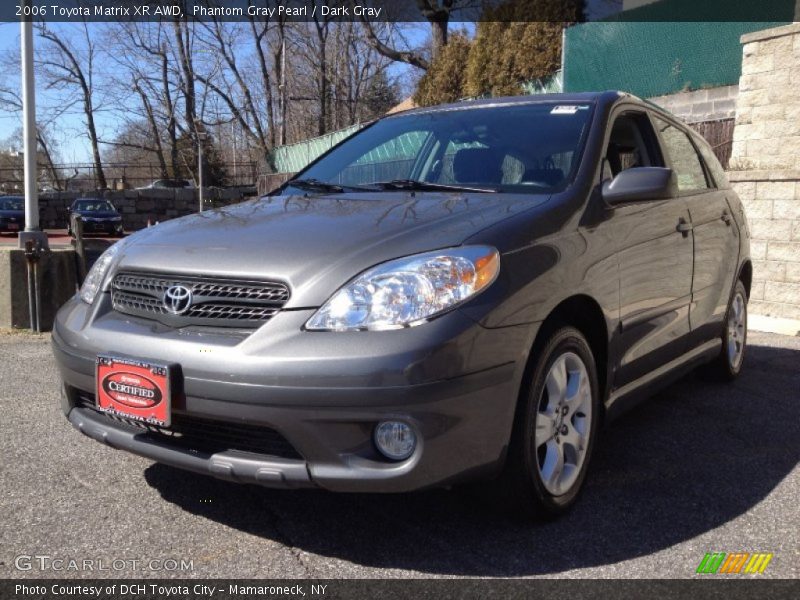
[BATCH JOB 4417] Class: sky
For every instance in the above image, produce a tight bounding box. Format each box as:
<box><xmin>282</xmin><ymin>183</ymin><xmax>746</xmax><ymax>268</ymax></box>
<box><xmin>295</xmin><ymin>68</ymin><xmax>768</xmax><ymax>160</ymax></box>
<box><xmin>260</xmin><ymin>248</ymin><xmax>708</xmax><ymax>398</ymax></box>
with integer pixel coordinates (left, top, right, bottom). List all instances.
<box><xmin>0</xmin><ymin>20</ymin><xmax>426</xmax><ymax>163</ymax></box>
<box><xmin>0</xmin><ymin>21</ymin><xmax>102</xmax><ymax>162</ymax></box>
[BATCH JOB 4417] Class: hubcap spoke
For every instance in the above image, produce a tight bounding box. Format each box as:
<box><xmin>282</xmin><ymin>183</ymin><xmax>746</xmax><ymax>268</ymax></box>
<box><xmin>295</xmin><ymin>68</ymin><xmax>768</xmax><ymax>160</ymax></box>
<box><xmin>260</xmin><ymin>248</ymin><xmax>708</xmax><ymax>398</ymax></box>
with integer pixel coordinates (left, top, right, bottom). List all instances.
<box><xmin>564</xmin><ymin>369</ymin><xmax>590</xmax><ymax>415</ymax></box>
<box><xmin>543</xmin><ymin>440</ymin><xmax>565</xmax><ymax>493</ymax></box>
<box><xmin>535</xmin><ymin>416</ymin><xmax>554</xmax><ymax>447</ymax></box>
<box><xmin>545</xmin><ymin>356</ymin><xmax>568</xmax><ymax>406</ymax></box>
<box><xmin>562</xmin><ymin>425</ymin><xmax>583</xmax><ymax>452</ymax></box>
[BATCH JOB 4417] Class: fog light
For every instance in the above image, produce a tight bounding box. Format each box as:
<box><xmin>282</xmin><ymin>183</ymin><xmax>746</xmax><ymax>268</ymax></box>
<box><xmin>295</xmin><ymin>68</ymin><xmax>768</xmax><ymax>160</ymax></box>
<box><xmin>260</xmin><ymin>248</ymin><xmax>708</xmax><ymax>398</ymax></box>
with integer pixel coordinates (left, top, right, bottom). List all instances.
<box><xmin>374</xmin><ymin>421</ymin><xmax>416</xmax><ymax>461</ymax></box>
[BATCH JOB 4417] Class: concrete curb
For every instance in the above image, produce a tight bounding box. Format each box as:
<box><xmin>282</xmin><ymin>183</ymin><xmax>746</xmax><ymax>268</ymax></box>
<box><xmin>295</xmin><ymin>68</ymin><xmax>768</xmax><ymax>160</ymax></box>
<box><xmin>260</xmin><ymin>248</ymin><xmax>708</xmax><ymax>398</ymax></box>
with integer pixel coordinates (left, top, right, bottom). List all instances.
<box><xmin>749</xmin><ymin>313</ymin><xmax>800</xmax><ymax>337</ymax></box>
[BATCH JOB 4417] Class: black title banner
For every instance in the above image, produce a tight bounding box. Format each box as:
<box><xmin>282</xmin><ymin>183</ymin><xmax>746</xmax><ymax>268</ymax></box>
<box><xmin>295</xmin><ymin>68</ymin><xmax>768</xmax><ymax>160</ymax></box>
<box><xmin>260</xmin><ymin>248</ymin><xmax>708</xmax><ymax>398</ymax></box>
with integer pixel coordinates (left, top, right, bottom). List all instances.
<box><xmin>4</xmin><ymin>0</ymin><xmax>798</xmax><ymax>23</ymax></box>
<box><xmin>4</xmin><ymin>579</ymin><xmax>800</xmax><ymax>600</ymax></box>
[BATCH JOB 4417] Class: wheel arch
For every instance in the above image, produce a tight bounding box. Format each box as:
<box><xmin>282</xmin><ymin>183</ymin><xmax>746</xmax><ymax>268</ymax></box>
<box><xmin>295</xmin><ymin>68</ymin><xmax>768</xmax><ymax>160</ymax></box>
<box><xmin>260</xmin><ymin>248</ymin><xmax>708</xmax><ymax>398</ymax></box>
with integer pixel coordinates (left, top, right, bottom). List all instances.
<box><xmin>520</xmin><ymin>294</ymin><xmax>611</xmax><ymax>416</ymax></box>
<box><xmin>738</xmin><ymin>260</ymin><xmax>753</xmax><ymax>298</ymax></box>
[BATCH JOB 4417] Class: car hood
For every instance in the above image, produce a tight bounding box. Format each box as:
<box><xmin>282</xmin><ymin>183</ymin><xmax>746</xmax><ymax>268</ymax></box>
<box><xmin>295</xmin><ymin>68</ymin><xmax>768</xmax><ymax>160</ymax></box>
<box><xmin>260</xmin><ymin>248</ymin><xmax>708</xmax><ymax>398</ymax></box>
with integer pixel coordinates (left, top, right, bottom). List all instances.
<box><xmin>116</xmin><ymin>192</ymin><xmax>548</xmax><ymax>308</ymax></box>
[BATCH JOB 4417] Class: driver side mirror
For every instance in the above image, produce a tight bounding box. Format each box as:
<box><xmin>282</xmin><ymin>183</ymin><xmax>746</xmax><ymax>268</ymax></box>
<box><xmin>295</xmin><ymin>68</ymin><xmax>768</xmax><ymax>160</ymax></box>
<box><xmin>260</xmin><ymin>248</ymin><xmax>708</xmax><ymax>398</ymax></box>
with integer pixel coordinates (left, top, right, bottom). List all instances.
<box><xmin>602</xmin><ymin>167</ymin><xmax>676</xmax><ymax>205</ymax></box>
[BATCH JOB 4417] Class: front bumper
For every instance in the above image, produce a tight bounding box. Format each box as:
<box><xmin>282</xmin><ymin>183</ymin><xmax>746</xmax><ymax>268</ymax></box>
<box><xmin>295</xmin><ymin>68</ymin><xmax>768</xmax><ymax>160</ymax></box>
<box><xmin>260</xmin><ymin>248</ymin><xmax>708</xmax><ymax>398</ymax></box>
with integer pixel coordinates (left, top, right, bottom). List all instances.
<box><xmin>80</xmin><ymin>220</ymin><xmax>121</xmax><ymax>233</ymax></box>
<box><xmin>53</xmin><ymin>294</ymin><xmax>535</xmax><ymax>492</ymax></box>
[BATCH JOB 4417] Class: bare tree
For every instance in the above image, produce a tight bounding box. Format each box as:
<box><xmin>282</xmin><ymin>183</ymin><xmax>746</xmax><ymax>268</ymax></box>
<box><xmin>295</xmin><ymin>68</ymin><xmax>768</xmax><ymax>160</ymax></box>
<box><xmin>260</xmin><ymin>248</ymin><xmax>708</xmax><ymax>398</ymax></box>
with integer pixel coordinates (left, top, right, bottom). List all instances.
<box><xmin>37</xmin><ymin>22</ymin><xmax>107</xmax><ymax>189</ymax></box>
<box><xmin>360</xmin><ymin>21</ymin><xmax>430</xmax><ymax>71</ymax></box>
<box><xmin>0</xmin><ymin>46</ymin><xmax>71</xmax><ymax>190</ymax></box>
<box><xmin>11</xmin><ymin>14</ymin><xmax>414</xmax><ymax>189</ymax></box>
<box><xmin>194</xmin><ymin>18</ymin><xmax>274</xmax><ymax>166</ymax></box>
<box><xmin>359</xmin><ymin>0</ymin><xmax>480</xmax><ymax>68</ymax></box>
<box><xmin>115</xmin><ymin>22</ymin><xmax>182</xmax><ymax>177</ymax></box>
<box><xmin>171</xmin><ymin>16</ymin><xmax>199</xmax><ymax>146</ymax></box>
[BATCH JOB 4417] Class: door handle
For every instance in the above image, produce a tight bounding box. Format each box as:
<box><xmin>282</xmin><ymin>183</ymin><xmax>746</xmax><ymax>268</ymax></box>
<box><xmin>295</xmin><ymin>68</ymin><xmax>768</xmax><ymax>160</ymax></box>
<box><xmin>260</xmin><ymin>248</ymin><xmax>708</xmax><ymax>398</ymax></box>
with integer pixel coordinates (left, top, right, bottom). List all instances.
<box><xmin>721</xmin><ymin>211</ymin><xmax>732</xmax><ymax>226</ymax></box>
<box><xmin>676</xmin><ymin>218</ymin><xmax>693</xmax><ymax>237</ymax></box>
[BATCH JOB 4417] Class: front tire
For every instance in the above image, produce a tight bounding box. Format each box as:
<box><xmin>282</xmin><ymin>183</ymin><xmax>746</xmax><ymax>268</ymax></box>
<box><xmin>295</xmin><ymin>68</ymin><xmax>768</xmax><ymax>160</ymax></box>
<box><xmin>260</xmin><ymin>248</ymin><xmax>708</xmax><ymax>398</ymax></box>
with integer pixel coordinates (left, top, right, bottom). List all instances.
<box><xmin>500</xmin><ymin>326</ymin><xmax>600</xmax><ymax>520</ymax></box>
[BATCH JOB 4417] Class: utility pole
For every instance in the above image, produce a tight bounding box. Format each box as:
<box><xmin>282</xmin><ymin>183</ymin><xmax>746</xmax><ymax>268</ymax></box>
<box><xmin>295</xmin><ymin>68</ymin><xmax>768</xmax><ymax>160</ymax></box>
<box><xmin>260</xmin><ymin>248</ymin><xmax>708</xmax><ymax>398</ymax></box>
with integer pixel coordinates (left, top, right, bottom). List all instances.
<box><xmin>279</xmin><ymin>33</ymin><xmax>286</xmax><ymax>146</ymax></box>
<box><xmin>231</xmin><ymin>121</ymin><xmax>237</xmax><ymax>183</ymax></box>
<box><xmin>195</xmin><ymin>128</ymin><xmax>208</xmax><ymax>212</ymax></box>
<box><xmin>19</xmin><ymin>4</ymin><xmax>48</xmax><ymax>249</ymax></box>
<box><xmin>197</xmin><ymin>132</ymin><xmax>205</xmax><ymax>212</ymax></box>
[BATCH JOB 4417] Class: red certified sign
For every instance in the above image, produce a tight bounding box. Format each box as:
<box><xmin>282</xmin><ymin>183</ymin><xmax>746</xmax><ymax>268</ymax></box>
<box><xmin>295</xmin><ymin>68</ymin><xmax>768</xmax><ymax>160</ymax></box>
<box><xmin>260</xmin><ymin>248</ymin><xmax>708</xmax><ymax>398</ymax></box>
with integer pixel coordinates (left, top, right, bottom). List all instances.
<box><xmin>96</xmin><ymin>356</ymin><xmax>171</xmax><ymax>426</ymax></box>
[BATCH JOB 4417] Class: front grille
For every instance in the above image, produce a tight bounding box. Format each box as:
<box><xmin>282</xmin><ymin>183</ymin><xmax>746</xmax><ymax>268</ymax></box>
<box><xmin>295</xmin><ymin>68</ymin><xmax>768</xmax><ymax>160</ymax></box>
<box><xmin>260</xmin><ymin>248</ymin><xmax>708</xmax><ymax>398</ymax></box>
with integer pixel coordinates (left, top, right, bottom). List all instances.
<box><xmin>74</xmin><ymin>392</ymin><xmax>302</xmax><ymax>460</ymax></box>
<box><xmin>111</xmin><ymin>271</ymin><xmax>290</xmax><ymax>328</ymax></box>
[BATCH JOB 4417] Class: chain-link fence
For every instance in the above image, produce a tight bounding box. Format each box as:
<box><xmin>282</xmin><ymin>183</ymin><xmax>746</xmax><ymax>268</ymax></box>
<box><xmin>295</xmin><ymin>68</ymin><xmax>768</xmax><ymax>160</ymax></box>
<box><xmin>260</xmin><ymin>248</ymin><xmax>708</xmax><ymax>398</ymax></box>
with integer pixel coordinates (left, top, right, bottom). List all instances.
<box><xmin>0</xmin><ymin>161</ymin><xmax>258</xmax><ymax>195</ymax></box>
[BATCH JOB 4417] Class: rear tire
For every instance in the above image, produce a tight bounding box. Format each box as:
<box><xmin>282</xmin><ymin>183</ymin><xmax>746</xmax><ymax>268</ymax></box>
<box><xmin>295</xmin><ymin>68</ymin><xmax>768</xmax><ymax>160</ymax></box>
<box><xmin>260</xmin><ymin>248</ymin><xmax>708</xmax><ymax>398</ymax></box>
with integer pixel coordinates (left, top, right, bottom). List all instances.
<box><xmin>498</xmin><ymin>326</ymin><xmax>600</xmax><ymax>520</ymax></box>
<box><xmin>707</xmin><ymin>280</ymin><xmax>748</xmax><ymax>381</ymax></box>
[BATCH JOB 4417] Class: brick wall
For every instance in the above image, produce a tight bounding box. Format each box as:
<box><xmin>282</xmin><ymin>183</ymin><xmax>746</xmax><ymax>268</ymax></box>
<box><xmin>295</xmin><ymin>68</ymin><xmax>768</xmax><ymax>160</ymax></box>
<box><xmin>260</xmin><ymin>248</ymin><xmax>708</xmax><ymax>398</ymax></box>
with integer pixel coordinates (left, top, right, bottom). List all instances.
<box><xmin>729</xmin><ymin>23</ymin><xmax>800</xmax><ymax>321</ymax></box>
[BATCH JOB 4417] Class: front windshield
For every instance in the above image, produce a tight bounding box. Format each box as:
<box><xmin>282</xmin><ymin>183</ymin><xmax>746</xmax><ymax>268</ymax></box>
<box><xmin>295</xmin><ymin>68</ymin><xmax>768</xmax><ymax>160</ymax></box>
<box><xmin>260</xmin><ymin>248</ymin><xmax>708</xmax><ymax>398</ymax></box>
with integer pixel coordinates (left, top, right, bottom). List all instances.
<box><xmin>0</xmin><ymin>198</ymin><xmax>23</xmax><ymax>210</ymax></box>
<box><xmin>75</xmin><ymin>200</ymin><xmax>115</xmax><ymax>211</ymax></box>
<box><xmin>284</xmin><ymin>101</ymin><xmax>594</xmax><ymax>194</ymax></box>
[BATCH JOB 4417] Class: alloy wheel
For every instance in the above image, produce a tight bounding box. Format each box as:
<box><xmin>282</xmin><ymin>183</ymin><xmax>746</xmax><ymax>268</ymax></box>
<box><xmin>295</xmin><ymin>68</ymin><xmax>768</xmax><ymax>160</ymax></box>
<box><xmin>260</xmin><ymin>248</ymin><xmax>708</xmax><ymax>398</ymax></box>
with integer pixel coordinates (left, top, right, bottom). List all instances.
<box><xmin>534</xmin><ymin>351</ymin><xmax>592</xmax><ymax>496</ymax></box>
<box><xmin>727</xmin><ymin>291</ymin><xmax>747</xmax><ymax>370</ymax></box>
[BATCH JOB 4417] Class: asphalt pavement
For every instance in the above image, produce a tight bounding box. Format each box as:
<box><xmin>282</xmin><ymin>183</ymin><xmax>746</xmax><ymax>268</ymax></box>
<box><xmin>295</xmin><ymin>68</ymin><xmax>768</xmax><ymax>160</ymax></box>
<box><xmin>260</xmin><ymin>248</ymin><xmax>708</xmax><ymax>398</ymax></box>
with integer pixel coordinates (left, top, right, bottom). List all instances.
<box><xmin>0</xmin><ymin>330</ymin><xmax>798</xmax><ymax>579</ymax></box>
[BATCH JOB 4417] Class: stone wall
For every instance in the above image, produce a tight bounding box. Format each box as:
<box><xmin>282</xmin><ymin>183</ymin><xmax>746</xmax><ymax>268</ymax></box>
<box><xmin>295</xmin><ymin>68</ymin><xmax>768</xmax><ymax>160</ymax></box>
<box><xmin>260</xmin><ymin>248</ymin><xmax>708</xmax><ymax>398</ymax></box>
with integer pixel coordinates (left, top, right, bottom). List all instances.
<box><xmin>648</xmin><ymin>85</ymin><xmax>739</xmax><ymax>123</ymax></box>
<box><xmin>729</xmin><ymin>23</ymin><xmax>800</xmax><ymax>321</ymax></box>
<box><xmin>34</xmin><ymin>188</ymin><xmax>252</xmax><ymax>231</ymax></box>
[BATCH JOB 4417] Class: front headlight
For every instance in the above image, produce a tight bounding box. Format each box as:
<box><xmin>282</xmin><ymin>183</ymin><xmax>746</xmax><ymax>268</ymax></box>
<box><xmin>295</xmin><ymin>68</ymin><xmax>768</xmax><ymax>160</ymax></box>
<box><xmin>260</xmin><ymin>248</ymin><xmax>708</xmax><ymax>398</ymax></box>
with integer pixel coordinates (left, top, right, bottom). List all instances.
<box><xmin>305</xmin><ymin>245</ymin><xmax>500</xmax><ymax>331</ymax></box>
<box><xmin>79</xmin><ymin>240</ymin><xmax>124</xmax><ymax>304</ymax></box>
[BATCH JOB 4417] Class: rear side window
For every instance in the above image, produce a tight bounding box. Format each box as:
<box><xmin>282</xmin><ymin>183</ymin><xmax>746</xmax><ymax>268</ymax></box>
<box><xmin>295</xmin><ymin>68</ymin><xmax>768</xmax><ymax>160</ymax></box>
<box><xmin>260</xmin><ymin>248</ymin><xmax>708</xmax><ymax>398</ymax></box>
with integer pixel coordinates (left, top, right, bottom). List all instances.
<box><xmin>653</xmin><ymin>117</ymin><xmax>709</xmax><ymax>193</ymax></box>
<box><xmin>693</xmin><ymin>135</ymin><xmax>729</xmax><ymax>188</ymax></box>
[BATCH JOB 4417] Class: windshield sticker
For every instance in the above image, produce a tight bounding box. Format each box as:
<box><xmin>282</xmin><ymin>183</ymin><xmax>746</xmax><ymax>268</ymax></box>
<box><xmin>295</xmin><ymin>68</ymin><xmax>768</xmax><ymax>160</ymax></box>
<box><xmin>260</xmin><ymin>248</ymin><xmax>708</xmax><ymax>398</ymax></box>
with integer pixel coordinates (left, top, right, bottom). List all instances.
<box><xmin>551</xmin><ymin>105</ymin><xmax>589</xmax><ymax>115</ymax></box>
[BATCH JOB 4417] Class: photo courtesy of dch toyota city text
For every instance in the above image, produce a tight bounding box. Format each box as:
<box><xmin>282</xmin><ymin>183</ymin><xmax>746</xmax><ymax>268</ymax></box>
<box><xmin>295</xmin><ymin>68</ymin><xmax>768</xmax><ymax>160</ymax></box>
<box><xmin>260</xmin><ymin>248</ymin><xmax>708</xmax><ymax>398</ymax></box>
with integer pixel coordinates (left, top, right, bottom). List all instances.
<box><xmin>0</xmin><ymin>0</ymin><xmax>798</xmax><ymax>598</ymax></box>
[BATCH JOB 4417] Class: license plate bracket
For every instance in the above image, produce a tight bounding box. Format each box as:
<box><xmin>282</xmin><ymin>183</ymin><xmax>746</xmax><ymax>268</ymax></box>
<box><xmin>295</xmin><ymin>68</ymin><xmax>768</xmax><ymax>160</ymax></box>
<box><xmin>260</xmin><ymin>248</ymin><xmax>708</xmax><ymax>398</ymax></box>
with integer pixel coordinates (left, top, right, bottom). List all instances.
<box><xmin>96</xmin><ymin>356</ymin><xmax>173</xmax><ymax>427</ymax></box>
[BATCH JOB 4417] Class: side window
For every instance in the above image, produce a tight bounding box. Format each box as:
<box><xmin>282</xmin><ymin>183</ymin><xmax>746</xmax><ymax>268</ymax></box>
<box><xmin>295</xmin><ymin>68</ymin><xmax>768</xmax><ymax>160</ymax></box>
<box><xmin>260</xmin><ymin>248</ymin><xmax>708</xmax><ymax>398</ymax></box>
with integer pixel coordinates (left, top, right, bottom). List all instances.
<box><xmin>653</xmin><ymin>117</ymin><xmax>710</xmax><ymax>193</ymax></box>
<box><xmin>693</xmin><ymin>135</ymin><xmax>729</xmax><ymax>188</ymax></box>
<box><xmin>604</xmin><ymin>112</ymin><xmax>661</xmax><ymax>180</ymax></box>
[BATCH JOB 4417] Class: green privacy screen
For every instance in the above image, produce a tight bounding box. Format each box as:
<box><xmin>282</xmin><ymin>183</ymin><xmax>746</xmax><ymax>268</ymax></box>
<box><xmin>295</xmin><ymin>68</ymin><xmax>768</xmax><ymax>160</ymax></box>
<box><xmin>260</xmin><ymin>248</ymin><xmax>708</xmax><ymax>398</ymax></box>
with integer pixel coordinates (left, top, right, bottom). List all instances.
<box><xmin>273</xmin><ymin>125</ymin><xmax>426</xmax><ymax>174</ymax></box>
<box><xmin>273</xmin><ymin>124</ymin><xmax>363</xmax><ymax>173</ymax></box>
<box><xmin>564</xmin><ymin>17</ymin><xmax>789</xmax><ymax>98</ymax></box>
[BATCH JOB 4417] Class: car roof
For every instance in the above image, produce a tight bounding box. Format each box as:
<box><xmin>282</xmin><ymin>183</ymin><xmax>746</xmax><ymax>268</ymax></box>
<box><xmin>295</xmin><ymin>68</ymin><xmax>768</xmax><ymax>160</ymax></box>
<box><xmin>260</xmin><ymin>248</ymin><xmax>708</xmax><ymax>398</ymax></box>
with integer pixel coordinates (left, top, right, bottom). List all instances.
<box><xmin>387</xmin><ymin>91</ymin><xmax>637</xmax><ymax>119</ymax></box>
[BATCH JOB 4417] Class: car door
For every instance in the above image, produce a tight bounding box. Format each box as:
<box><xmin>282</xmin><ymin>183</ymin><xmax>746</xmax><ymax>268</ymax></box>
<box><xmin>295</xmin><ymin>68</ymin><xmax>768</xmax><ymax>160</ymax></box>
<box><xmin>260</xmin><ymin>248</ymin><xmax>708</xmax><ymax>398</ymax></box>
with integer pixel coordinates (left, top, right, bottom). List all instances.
<box><xmin>601</xmin><ymin>110</ymin><xmax>695</xmax><ymax>391</ymax></box>
<box><xmin>652</xmin><ymin>117</ymin><xmax>740</xmax><ymax>347</ymax></box>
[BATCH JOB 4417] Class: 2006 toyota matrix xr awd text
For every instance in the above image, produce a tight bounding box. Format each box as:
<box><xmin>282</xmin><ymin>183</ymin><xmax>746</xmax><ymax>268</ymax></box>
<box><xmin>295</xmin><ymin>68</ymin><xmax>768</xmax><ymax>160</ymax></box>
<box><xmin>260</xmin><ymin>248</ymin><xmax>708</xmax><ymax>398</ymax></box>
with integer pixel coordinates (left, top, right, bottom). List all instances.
<box><xmin>52</xmin><ymin>92</ymin><xmax>751</xmax><ymax>518</ymax></box>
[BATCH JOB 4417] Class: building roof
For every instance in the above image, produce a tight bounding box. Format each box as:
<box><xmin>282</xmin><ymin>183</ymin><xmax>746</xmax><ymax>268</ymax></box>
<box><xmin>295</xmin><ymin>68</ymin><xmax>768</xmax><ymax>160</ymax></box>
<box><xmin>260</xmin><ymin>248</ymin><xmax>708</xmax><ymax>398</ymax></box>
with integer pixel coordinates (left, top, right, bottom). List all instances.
<box><xmin>386</xmin><ymin>97</ymin><xmax>418</xmax><ymax>115</ymax></box>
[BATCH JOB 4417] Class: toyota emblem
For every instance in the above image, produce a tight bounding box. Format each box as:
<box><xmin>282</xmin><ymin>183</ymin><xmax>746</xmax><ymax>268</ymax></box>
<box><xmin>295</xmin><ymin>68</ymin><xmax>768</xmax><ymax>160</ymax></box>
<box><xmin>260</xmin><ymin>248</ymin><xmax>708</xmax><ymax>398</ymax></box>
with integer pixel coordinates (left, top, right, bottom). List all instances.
<box><xmin>163</xmin><ymin>285</ymin><xmax>193</xmax><ymax>315</ymax></box>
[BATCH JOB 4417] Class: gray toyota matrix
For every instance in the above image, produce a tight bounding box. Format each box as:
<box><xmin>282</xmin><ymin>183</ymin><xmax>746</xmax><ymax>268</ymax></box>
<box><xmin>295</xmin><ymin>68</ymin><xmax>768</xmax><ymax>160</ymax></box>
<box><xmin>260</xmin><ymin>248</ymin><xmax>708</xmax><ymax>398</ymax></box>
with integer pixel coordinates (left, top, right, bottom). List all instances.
<box><xmin>52</xmin><ymin>92</ymin><xmax>751</xmax><ymax>518</ymax></box>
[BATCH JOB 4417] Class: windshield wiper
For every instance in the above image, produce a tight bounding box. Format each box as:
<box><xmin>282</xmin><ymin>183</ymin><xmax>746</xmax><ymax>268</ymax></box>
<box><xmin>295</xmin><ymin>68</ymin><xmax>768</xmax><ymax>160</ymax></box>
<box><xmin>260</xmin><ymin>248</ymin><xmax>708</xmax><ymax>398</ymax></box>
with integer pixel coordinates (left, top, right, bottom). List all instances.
<box><xmin>285</xmin><ymin>178</ymin><xmax>378</xmax><ymax>193</ymax></box>
<box><xmin>369</xmin><ymin>179</ymin><xmax>498</xmax><ymax>193</ymax></box>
